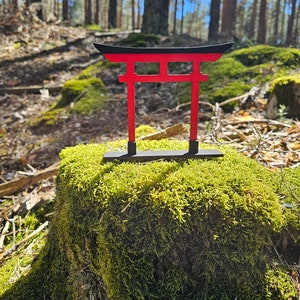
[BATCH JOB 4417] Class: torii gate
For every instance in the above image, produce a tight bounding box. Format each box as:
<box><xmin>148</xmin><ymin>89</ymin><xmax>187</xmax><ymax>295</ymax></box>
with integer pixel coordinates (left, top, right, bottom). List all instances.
<box><xmin>94</xmin><ymin>42</ymin><xmax>233</xmax><ymax>161</ymax></box>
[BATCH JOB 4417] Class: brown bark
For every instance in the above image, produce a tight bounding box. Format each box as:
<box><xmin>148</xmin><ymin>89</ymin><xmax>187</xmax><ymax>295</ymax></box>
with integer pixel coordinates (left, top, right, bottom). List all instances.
<box><xmin>108</xmin><ymin>0</ymin><xmax>117</xmax><ymax>28</ymax></box>
<box><xmin>137</xmin><ymin>0</ymin><xmax>141</xmax><ymax>29</ymax></box>
<box><xmin>257</xmin><ymin>0</ymin><xmax>267</xmax><ymax>43</ymax></box>
<box><xmin>281</xmin><ymin>0</ymin><xmax>287</xmax><ymax>38</ymax></box>
<box><xmin>286</xmin><ymin>0</ymin><xmax>297</xmax><ymax>45</ymax></box>
<box><xmin>131</xmin><ymin>0</ymin><xmax>135</xmax><ymax>30</ymax></box>
<box><xmin>180</xmin><ymin>0</ymin><xmax>184</xmax><ymax>35</ymax></box>
<box><xmin>173</xmin><ymin>0</ymin><xmax>178</xmax><ymax>34</ymax></box>
<box><xmin>62</xmin><ymin>0</ymin><xmax>69</xmax><ymax>21</ymax></box>
<box><xmin>221</xmin><ymin>0</ymin><xmax>237</xmax><ymax>39</ymax></box>
<box><xmin>94</xmin><ymin>0</ymin><xmax>100</xmax><ymax>24</ymax></box>
<box><xmin>248</xmin><ymin>0</ymin><xmax>258</xmax><ymax>40</ymax></box>
<box><xmin>208</xmin><ymin>0</ymin><xmax>221</xmax><ymax>40</ymax></box>
<box><xmin>85</xmin><ymin>0</ymin><xmax>92</xmax><ymax>24</ymax></box>
<box><xmin>142</xmin><ymin>0</ymin><xmax>170</xmax><ymax>35</ymax></box>
<box><xmin>274</xmin><ymin>0</ymin><xmax>281</xmax><ymax>37</ymax></box>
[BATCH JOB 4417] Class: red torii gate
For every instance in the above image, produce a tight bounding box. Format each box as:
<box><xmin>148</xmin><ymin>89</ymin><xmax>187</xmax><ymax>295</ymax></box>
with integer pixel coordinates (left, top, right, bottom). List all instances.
<box><xmin>94</xmin><ymin>42</ymin><xmax>233</xmax><ymax>161</ymax></box>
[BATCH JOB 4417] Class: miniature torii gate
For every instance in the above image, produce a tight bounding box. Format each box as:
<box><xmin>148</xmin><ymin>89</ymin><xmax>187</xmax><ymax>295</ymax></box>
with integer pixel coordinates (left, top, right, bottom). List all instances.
<box><xmin>94</xmin><ymin>42</ymin><xmax>233</xmax><ymax>161</ymax></box>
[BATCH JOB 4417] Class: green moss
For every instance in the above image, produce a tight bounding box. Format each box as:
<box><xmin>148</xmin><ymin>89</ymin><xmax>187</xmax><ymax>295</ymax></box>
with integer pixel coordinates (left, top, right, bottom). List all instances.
<box><xmin>77</xmin><ymin>62</ymin><xmax>103</xmax><ymax>79</ymax></box>
<box><xmin>174</xmin><ymin>45</ymin><xmax>299</xmax><ymax>107</ymax></box>
<box><xmin>0</xmin><ymin>127</ymin><xmax>6</xmax><ymax>138</ymax></box>
<box><xmin>210</xmin><ymin>81</ymin><xmax>251</xmax><ymax>104</ymax></box>
<box><xmin>77</xmin><ymin>61</ymin><xmax>121</xmax><ymax>79</ymax></box>
<box><xmin>2</xmin><ymin>140</ymin><xmax>299</xmax><ymax>299</ymax></box>
<box><xmin>135</xmin><ymin>125</ymin><xmax>157</xmax><ymax>138</ymax></box>
<box><xmin>54</xmin><ymin>77</ymin><xmax>105</xmax><ymax>111</ymax></box>
<box><xmin>274</xmin><ymin>48</ymin><xmax>300</xmax><ymax>68</ymax></box>
<box><xmin>269</xmin><ymin>75</ymin><xmax>300</xmax><ymax>96</ymax></box>
<box><xmin>265</xmin><ymin>267</ymin><xmax>298</xmax><ymax>299</ymax></box>
<box><xmin>228</xmin><ymin>45</ymin><xmax>282</xmax><ymax>66</ymax></box>
<box><xmin>84</xmin><ymin>24</ymin><xmax>103</xmax><ymax>32</ymax></box>
<box><xmin>268</xmin><ymin>75</ymin><xmax>300</xmax><ymax>117</ymax></box>
<box><xmin>119</xmin><ymin>33</ymin><xmax>160</xmax><ymax>47</ymax></box>
<box><xmin>28</xmin><ymin>108</ymin><xmax>66</xmax><ymax>128</ymax></box>
<box><xmin>203</xmin><ymin>57</ymin><xmax>247</xmax><ymax>80</ymax></box>
<box><xmin>228</xmin><ymin>45</ymin><xmax>300</xmax><ymax>69</ymax></box>
<box><xmin>0</xmin><ymin>223</ymin><xmax>47</xmax><ymax>296</ymax></box>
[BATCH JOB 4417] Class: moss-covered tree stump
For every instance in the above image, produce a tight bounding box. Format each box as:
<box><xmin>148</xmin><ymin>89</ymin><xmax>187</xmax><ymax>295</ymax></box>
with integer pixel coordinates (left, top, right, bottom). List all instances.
<box><xmin>2</xmin><ymin>140</ymin><xmax>299</xmax><ymax>299</ymax></box>
<box><xmin>267</xmin><ymin>75</ymin><xmax>300</xmax><ymax>119</ymax></box>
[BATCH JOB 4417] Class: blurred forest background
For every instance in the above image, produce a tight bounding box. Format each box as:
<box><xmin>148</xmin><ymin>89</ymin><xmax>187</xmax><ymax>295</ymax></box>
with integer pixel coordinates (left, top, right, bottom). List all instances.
<box><xmin>0</xmin><ymin>0</ymin><xmax>299</xmax><ymax>47</ymax></box>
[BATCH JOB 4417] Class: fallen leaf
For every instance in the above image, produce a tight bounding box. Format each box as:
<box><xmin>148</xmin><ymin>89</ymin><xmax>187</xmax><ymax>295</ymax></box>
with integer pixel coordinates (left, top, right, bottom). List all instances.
<box><xmin>288</xmin><ymin>142</ymin><xmax>300</xmax><ymax>151</ymax></box>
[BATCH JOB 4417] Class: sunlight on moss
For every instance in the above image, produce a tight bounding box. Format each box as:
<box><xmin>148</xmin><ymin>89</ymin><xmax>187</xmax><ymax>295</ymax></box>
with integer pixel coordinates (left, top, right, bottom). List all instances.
<box><xmin>175</xmin><ymin>45</ymin><xmax>299</xmax><ymax>109</ymax></box>
<box><xmin>2</xmin><ymin>140</ymin><xmax>299</xmax><ymax>299</ymax></box>
<box><xmin>135</xmin><ymin>125</ymin><xmax>157</xmax><ymax>138</ymax></box>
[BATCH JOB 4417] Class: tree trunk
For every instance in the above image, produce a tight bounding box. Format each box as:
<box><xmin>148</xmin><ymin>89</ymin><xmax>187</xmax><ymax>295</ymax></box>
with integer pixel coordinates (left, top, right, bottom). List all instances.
<box><xmin>274</xmin><ymin>0</ymin><xmax>281</xmax><ymax>38</ymax></box>
<box><xmin>137</xmin><ymin>0</ymin><xmax>141</xmax><ymax>29</ymax></box>
<box><xmin>142</xmin><ymin>0</ymin><xmax>170</xmax><ymax>35</ymax></box>
<box><xmin>208</xmin><ymin>0</ymin><xmax>221</xmax><ymax>40</ymax></box>
<box><xmin>248</xmin><ymin>0</ymin><xmax>258</xmax><ymax>40</ymax></box>
<box><xmin>108</xmin><ymin>0</ymin><xmax>117</xmax><ymax>28</ymax></box>
<box><xmin>62</xmin><ymin>0</ymin><xmax>69</xmax><ymax>21</ymax></box>
<box><xmin>173</xmin><ymin>0</ymin><xmax>178</xmax><ymax>35</ymax></box>
<box><xmin>281</xmin><ymin>0</ymin><xmax>287</xmax><ymax>39</ymax></box>
<box><xmin>94</xmin><ymin>0</ymin><xmax>100</xmax><ymax>24</ymax></box>
<box><xmin>286</xmin><ymin>0</ymin><xmax>297</xmax><ymax>45</ymax></box>
<box><xmin>131</xmin><ymin>0</ymin><xmax>135</xmax><ymax>30</ymax></box>
<box><xmin>257</xmin><ymin>0</ymin><xmax>267</xmax><ymax>43</ymax></box>
<box><xmin>294</xmin><ymin>1</ymin><xmax>300</xmax><ymax>45</ymax></box>
<box><xmin>180</xmin><ymin>0</ymin><xmax>184</xmax><ymax>35</ymax></box>
<box><xmin>221</xmin><ymin>0</ymin><xmax>237</xmax><ymax>40</ymax></box>
<box><xmin>237</xmin><ymin>0</ymin><xmax>247</xmax><ymax>37</ymax></box>
<box><xmin>84</xmin><ymin>0</ymin><xmax>92</xmax><ymax>24</ymax></box>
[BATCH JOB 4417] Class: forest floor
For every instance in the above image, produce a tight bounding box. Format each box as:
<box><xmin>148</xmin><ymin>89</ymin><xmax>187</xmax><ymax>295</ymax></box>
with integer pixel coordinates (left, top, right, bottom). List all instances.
<box><xmin>0</xmin><ymin>11</ymin><xmax>300</xmax><ymax>292</ymax></box>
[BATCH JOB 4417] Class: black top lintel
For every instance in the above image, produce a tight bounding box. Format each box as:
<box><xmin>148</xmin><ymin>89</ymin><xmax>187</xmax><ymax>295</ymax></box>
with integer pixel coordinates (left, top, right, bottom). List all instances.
<box><xmin>93</xmin><ymin>42</ymin><xmax>233</xmax><ymax>55</ymax></box>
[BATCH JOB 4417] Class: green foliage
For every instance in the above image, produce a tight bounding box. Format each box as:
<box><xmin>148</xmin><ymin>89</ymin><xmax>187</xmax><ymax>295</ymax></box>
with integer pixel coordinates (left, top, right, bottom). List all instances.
<box><xmin>2</xmin><ymin>140</ymin><xmax>299</xmax><ymax>299</ymax></box>
<box><xmin>119</xmin><ymin>33</ymin><xmax>160</xmax><ymax>47</ymax></box>
<box><xmin>175</xmin><ymin>45</ymin><xmax>299</xmax><ymax>108</ymax></box>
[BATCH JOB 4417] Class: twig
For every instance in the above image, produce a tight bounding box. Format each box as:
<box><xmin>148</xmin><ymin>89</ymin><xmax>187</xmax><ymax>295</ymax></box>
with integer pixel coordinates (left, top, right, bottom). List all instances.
<box><xmin>218</xmin><ymin>93</ymin><xmax>249</xmax><ymax>107</ymax></box>
<box><xmin>0</xmin><ymin>221</ymin><xmax>48</xmax><ymax>261</ymax></box>
<box><xmin>0</xmin><ymin>161</ymin><xmax>59</xmax><ymax>197</ymax></box>
<box><xmin>0</xmin><ymin>221</ymin><xmax>10</xmax><ymax>250</ymax></box>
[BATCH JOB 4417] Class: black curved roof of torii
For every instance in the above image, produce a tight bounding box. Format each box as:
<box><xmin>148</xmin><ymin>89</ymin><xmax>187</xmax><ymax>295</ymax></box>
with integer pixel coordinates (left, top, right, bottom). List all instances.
<box><xmin>93</xmin><ymin>42</ymin><xmax>233</xmax><ymax>55</ymax></box>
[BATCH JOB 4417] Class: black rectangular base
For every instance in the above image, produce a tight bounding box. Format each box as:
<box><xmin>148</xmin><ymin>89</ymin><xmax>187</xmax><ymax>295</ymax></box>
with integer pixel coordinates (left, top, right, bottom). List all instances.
<box><xmin>103</xmin><ymin>149</ymin><xmax>223</xmax><ymax>162</ymax></box>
